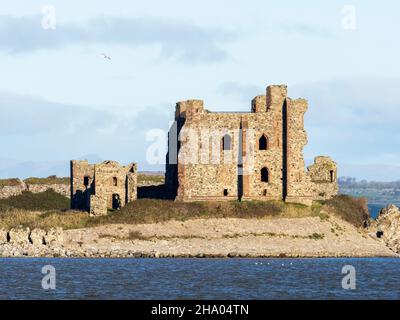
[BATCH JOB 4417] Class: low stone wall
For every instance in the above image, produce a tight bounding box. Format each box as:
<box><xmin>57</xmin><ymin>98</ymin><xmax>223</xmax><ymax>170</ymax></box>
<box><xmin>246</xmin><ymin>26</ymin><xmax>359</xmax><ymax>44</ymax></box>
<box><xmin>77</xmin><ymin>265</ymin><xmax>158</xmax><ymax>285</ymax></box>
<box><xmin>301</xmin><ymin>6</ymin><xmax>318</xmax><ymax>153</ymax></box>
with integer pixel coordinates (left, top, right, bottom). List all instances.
<box><xmin>0</xmin><ymin>178</ymin><xmax>70</xmax><ymax>199</ymax></box>
<box><xmin>26</xmin><ymin>183</ymin><xmax>70</xmax><ymax>198</ymax></box>
<box><xmin>0</xmin><ymin>183</ymin><xmax>26</xmax><ymax>199</ymax></box>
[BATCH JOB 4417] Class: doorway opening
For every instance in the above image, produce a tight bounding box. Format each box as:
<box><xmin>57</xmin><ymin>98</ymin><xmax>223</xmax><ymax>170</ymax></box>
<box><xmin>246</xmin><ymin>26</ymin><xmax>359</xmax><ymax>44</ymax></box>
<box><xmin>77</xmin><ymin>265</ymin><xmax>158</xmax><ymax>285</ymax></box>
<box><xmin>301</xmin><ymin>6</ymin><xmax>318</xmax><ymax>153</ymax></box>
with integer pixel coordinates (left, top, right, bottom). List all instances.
<box><xmin>112</xmin><ymin>194</ymin><xmax>121</xmax><ymax>210</ymax></box>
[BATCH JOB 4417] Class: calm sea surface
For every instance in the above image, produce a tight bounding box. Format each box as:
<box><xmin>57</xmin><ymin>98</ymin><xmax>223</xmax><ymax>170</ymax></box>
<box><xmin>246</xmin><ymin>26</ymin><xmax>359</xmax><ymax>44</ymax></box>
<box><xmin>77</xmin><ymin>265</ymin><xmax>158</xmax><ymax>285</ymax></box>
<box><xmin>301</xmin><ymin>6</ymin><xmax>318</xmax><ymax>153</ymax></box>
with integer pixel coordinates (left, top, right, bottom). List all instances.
<box><xmin>0</xmin><ymin>258</ymin><xmax>399</xmax><ymax>299</ymax></box>
<box><xmin>368</xmin><ymin>204</ymin><xmax>385</xmax><ymax>219</ymax></box>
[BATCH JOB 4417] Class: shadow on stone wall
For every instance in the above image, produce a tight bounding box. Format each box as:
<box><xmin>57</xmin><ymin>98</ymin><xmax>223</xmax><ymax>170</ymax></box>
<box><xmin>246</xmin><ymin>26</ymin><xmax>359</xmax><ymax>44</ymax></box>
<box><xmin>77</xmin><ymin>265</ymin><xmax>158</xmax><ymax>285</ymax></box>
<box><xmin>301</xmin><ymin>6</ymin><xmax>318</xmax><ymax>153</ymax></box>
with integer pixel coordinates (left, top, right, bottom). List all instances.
<box><xmin>137</xmin><ymin>184</ymin><xmax>172</xmax><ymax>200</ymax></box>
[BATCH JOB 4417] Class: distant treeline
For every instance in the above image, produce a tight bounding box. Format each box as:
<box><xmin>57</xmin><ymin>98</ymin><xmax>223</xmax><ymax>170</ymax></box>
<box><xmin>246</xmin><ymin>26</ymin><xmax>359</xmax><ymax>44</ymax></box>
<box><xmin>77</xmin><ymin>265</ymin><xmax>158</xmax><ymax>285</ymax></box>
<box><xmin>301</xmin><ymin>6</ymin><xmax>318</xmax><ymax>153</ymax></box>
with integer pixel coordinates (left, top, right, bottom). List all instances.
<box><xmin>339</xmin><ymin>177</ymin><xmax>400</xmax><ymax>189</ymax></box>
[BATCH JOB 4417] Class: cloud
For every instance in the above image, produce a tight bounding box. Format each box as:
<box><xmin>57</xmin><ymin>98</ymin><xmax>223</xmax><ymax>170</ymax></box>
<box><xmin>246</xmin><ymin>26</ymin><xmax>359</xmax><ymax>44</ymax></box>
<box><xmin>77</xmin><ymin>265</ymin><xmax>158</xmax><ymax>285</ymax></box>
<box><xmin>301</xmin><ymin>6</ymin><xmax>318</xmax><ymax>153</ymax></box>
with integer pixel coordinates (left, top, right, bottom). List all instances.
<box><xmin>278</xmin><ymin>22</ymin><xmax>334</xmax><ymax>38</ymax></box>
<box><xmin>0</xmin><ymin>14</ymin><xmax>235</xmax><ymax>64</ymax></box>
<box><xmin>217</xmin><ymin>78</ymin><xmax>400</xmax><ymax>177</ymax></box>
<box><xmin>0</xmin><ymin>91</ymin><xmax>174</xmax><ymax>173</ymax></box>
<box><xmin>290</xmin><ymin>77</ymin><xmax>400</xmax><ymax>127</ymax></box>
<box><xmin>291</xmin><ymin>77</ymin><xmax>400</xmax><ymax>169</ymax></box>
<box><xmin>0</xmin><ymin>91</ymin><xmax>122</xmax><ymax>135</ymax></box>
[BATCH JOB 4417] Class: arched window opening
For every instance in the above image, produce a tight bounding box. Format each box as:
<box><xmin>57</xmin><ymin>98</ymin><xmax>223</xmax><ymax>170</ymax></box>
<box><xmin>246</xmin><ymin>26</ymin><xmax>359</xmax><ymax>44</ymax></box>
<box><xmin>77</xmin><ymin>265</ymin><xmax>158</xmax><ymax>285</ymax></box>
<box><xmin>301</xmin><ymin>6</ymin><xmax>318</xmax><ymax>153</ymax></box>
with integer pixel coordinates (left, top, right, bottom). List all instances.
<box><xmin>113</xmin><ymin>177</ymin><xmax>118</xmax><ymax>186</ymax></box>
<box><xmin>261</xmin><ymin>167</ymin><xmax>269</xmax><ymax>183</ymax></box>
<box><xmin>259</xmin><ymin>134</ymin><xmax>268</xmax><ymax>150</ymax></box>
<box><xmin>222</xmin><ymin>134</ymin><xmax>232</xmax><ymax>151</ymax></box>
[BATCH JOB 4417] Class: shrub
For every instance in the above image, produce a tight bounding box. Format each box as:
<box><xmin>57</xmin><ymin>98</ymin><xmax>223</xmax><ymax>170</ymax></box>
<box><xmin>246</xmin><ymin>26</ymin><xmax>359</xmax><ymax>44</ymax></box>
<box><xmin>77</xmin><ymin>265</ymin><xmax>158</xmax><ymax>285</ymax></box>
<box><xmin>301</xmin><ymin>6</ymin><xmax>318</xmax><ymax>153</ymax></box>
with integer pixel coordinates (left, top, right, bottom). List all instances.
<box><xmin>0</xmin><ymin>190</ymin><xmax>70</xmax><ymax>212</ymax></box>
<box><xmin>322</xmin><ymin>194</ymin><xmax>370</xmax><ymax>228</ymax></box>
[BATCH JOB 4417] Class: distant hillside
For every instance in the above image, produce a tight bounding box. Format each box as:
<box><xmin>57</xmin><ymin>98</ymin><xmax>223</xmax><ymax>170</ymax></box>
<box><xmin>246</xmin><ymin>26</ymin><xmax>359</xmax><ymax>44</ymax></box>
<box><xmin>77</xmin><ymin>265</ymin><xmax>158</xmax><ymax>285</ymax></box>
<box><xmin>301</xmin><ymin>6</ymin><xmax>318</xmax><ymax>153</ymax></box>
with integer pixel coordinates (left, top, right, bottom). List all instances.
<box><xmin>339</xmin><ymin>177</ymin><xmax>400</xmax><ymax>206</ymax></box>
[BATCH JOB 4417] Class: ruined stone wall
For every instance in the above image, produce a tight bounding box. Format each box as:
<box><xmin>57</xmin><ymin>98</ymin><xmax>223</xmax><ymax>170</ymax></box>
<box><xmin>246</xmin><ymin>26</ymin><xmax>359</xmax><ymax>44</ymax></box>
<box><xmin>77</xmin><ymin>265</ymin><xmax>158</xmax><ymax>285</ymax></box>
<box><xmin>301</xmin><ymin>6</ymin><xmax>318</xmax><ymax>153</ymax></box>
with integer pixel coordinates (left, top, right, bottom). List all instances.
<box><xmin>176</xmin><ymin>112</ymin><xmax>241</xmax><ymax>201</ymax></box>
<box><xmin>284</xmin><ymin>98</ymin><xmax>315</xmax><ymax>205</ymax></box>
<box><xmin>307</xmin><ymin>156</ymin><xmax>338</xmax><ymax>200</ymax></box>
<box><xmin>0</xmin><ymin>179</ymin><xmax>70</xmax><ymax>199</ymax></box>
<box><xmin>89</xmin><ymin>161</ymin><xmax>137</xmax><ymax>216</ymax></box>
<box><xmin>173</xmin><ymin>87</ymin><xmax>286</xmax><ymax>202</ymax></box>
<box><xmin>70</xmin><ymin>160</ymin><xmax>137</xmax><ymax>216</ymax></box>
<box><xmin>0</xmin><ymin>181</ymin><xmax>26</xmax><ymax>199</ymax></box>
<box><xmin>167</xmin><ymin>84</ymin><xmax>339</xmax><ymax>205</ymax></box>
<box><xmin>244</xmin><ymin>86</ymin><xmax>285</xmax><ymax>200</ymax></box>
<box><xmin>26</xmin><ymin>184</ymin><xmax>70</xmax><ymax>197</ymax></box>
<box><xmin>70</xmin><ymin>160</ymin><xmax>94</xmax><ymax>211</ymax></box>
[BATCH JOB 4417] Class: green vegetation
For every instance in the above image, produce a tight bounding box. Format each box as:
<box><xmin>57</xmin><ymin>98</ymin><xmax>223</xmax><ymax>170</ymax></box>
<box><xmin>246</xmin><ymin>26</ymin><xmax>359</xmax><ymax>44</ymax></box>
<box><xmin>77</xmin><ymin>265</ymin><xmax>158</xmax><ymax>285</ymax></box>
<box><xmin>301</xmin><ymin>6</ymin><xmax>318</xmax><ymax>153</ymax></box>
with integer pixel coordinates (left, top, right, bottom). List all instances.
<box><xmin>24</xmin><ymin>175</ymin><xmax>70</xmax><ymax>185</ymax></box>
<box><xmin>0</xmin><ymin>176</ymin><xmax>69</xmax><ymax>187</ymax></box>
<box><xmin>0</xmin><ymin>192</ymin><xmax>370</xmax><ymax>231</ymax></box>
<box><xmin>0</xmin><ymin>209</ymin><xmax>89</xmax><ymax>231</ymax></box>
<box><xmin>324</xmin><ymin>194</ymin><xmax>370</xmax><ymax>228</ymax></box>
<box><xmin>0</xmin><ymin>190</ymin><xmax>70</xmax><ymax>212</ymax></box>
<box><xmin>99</xmin><ymin>230</ymin><xmax>326</xmax><ymax>241</ymax></box>
<box><xmin>308</xmin><ymin>233</ymin><xmax>325</xmax><ymax>240</ymax></box>
<box><xmin>137</xmin><ymin>174</ymin><xmax>164</xmax><ymax>184</ymax></box>
<box><xmin>92</xmin><ymin>199</ymin><xmax>323</xmax><ymax>227</ymax></box>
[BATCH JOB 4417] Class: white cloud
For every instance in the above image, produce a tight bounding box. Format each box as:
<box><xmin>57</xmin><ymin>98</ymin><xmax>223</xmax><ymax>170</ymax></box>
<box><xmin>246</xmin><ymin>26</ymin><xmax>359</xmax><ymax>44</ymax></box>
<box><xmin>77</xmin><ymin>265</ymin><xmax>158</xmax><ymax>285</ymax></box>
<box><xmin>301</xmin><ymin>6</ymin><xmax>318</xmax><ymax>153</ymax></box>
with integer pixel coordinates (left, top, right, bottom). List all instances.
<box><xmin>0</xmin><ymin>14</ymin><xmax>235</xmax><ymax>64</ymax></box>
<box><xmin>217</xmin><ymin>77</ymin><xmax>400</xmax><ymax>176</ymax></box>
<box><xmin>0</xmin><ymin>91</ymin><xmax>173</xmax><ymax>171</ymax></box>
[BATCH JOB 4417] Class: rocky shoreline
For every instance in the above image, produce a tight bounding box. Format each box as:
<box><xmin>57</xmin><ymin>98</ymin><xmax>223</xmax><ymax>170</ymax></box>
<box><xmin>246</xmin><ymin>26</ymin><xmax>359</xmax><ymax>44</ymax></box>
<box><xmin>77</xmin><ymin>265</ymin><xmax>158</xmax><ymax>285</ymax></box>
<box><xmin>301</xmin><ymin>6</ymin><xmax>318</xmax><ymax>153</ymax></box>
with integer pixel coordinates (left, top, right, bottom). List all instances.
<box><xmin>1</xmin><ymin>207</ymin><xmax>399</xmax><ymax>258</ymax></box>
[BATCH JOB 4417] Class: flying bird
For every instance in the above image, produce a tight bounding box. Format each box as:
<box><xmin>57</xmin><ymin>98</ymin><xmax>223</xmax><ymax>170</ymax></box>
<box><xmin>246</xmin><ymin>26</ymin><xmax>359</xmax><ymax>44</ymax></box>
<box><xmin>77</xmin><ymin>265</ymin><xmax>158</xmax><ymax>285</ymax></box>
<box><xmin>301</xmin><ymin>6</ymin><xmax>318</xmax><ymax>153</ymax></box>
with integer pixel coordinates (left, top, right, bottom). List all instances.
<box><xmin>101</xmin><ymin>53</ymin><xmax>111</xmax><ymax>60</ymax></box>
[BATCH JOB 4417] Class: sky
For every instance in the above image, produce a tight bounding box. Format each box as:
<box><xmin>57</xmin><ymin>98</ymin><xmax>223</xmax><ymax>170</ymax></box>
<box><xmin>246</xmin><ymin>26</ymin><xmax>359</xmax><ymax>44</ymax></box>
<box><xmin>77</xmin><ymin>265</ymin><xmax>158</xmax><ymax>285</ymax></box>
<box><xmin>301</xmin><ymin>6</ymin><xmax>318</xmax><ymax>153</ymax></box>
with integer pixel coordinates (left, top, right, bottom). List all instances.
<box><xmin>0</xmin><ymin>0</ymin><xmax>400</xmax><ymax>180</ymax></box>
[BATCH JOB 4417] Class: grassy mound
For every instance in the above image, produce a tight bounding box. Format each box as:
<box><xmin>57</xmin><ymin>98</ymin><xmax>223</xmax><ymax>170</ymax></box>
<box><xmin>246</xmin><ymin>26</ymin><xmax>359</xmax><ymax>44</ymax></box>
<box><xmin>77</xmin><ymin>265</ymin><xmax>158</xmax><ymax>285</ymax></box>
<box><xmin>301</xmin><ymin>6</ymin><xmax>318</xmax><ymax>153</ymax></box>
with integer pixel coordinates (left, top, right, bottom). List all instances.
<box><xmin>88</xmin><ymin>199</ymin><xmax>323</xmax><ymax>227</ymax></box>
<box><xmin>0</xmin><ymin>194</ymin><xmax>370</xmax><ymax>231</ymax></box>
<box><xmin>137</xmin><ymin>174</ymin><xmax>164</xmax><ymax>184</ymax></box>
<box><xmin>322</xmin><ymin>194</ymin><xmax>370</xmax><ymax>228</ymax></box>
<box><xmin>0</xmin><ymin>209</ymin><xmax>89</xmax><ymax>231</ymax></box>
<box><xmin>0</xmin><ymin>190</ymin><xmax>70</xmax><ymax>212</ymax></box>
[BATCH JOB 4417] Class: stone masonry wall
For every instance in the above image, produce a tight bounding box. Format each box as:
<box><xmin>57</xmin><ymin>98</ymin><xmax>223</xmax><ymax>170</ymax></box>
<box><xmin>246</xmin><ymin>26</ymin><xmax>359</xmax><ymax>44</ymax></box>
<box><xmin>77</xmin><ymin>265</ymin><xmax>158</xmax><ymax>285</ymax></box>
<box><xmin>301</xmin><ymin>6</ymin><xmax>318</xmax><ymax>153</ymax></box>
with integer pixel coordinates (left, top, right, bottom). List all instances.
<box><xmin>307</xmin><ymin>156</ymin><xmax>338</xmax><ymax>200</ymax></box>
<box><xmin>166</xmin><ymin>84</ymin><xmax>338</xmax><ymax>205</ymax></box>
<box><xmin>284</xmin><ymin>98</ymin><xmax>314</xmax><ymax>205</ymax></box>
<box><xmin>0</xmin><ymin>181</ymin><xmax>26</xmax><ymax>199</ymax></box>
<box><xmin>90</xmin><ymin>161</ymin><xmax>137</xmax><ymax>216</ymax></box>
<box><xmin>26</xmin><ymin>184</ymin><xmax>70</xmax><ymax>198</ymax></box>
<box><xmin>0</xmin><ymin>179</ymin><xmax>70</xmax><ymax>199</ymax></box>
<box><xmin>71</xmin><ymin>160</ymin><xmax>137</xmax><ymax>216</ymax></box>
<box><xmin>70</xmin><ymin>160</ymin><xmax>94</xmax><ymax>211</ymax></box>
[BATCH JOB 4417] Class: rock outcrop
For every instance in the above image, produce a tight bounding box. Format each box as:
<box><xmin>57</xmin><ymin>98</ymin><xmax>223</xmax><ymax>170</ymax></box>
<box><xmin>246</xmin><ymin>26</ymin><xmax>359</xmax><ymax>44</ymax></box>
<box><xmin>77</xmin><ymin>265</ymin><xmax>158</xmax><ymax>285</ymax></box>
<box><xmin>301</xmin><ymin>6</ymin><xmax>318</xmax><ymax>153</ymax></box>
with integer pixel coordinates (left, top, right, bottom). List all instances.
<box><xmin>44</xmin><ymin>227</ymin><xmax>63</xmax><ymax>245</ymax></box>
<box><xmin>9</xmin><ymin>227</ymin><xmax>31</xmax><ymax>245</ymax></box>
<box><xmin>29</xmin><ymin>229</ymin><xmax>46</xmax><ymax>246</ymax></box>
<box><xmin>370</xmin><ymin>204</ymin><xmax>400</xmax><ymax>253</ymax></box>
<box><xmin>0</xmin><ymin>229</ymin><xmax>8</xmax><ymax>244</ymax></box>
<box><xmin>0</xmin><ymin>227</ymin><xmax>65</xmax><ymax>257</ymax></box>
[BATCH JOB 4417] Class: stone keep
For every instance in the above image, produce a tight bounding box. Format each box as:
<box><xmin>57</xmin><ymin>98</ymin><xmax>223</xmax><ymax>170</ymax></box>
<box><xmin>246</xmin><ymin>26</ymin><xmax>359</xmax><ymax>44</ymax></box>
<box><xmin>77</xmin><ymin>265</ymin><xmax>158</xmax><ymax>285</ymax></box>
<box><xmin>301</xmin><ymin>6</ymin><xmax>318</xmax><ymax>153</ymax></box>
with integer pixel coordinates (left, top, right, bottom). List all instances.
<box><xmin>166</xmin><ymin>84</ymin><xmax>338</xmax><ymax>205</ymax></box>
<box><xmin>70</xmin><ymin>160</ymin><xmax>137</xmax><ymax>216</ymax></box>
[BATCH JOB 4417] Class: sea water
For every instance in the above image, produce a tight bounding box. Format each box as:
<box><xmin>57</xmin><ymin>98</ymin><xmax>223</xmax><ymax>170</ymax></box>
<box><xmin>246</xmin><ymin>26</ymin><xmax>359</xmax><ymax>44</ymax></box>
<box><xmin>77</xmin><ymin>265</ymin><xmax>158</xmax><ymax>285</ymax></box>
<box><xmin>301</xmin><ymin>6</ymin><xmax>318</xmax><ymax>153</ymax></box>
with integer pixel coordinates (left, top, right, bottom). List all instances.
<box><xmin>0</xmin><ymin>257</ymin><xmax>399</xmax><ymax>299</ymax></box>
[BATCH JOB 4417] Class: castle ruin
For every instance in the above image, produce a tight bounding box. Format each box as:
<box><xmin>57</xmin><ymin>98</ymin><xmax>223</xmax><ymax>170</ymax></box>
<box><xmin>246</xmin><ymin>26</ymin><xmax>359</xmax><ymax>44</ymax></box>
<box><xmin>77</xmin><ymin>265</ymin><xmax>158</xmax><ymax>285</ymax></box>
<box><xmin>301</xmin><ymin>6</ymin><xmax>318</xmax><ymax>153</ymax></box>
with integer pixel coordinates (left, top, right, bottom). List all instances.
<box><xmin>70</xmin><ymin>160</ymin><xmax>137</xmax><ymax>216</ymax></box>
<box><xmin>166</xmin><ymin>84</ymin><xmax>338</xmax><ymax>205</ymax></box>
<box><xmin>71</xmin><ymin>83</ymin><xmax>338</xmax><ymax>214</ymax></box>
